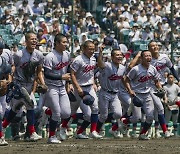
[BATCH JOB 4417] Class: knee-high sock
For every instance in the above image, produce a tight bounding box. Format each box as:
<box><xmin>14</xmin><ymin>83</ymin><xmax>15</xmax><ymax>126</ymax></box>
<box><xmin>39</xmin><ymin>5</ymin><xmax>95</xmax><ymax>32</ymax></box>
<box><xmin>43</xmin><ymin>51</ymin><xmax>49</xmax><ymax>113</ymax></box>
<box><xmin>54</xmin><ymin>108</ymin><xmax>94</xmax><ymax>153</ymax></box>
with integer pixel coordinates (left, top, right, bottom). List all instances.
<box><xmin>140</xmin><ymin>122</ymin><xmax>152</xmax><ymax>134</ymax></box>
<box><xmin>3</xmin><ymin>109</ymin><xmax>17</xmax><ymax>128</ymax></box>
<box><xmin>158</xmin><ymin>114</ymin><xmax>167</xmax><ymax>133</ymax></box>
<box><xmin>27</xmin><ymin>110</ymin><xmax>35</xmax><ymax>135</ymax></box>
<box><xmin>77</xmin><ymin>120</ymin><xmax>90</xmax><ymax>134</ymax></box>
<box><xmin>49</xmin><ymin>118</ymin><xmax>58</xmax><ymax>137</ymax></box>
<box><xmin>91</xmin><ymin>114</ymin><xmax>98</xmax><ymax>132</ymax></box>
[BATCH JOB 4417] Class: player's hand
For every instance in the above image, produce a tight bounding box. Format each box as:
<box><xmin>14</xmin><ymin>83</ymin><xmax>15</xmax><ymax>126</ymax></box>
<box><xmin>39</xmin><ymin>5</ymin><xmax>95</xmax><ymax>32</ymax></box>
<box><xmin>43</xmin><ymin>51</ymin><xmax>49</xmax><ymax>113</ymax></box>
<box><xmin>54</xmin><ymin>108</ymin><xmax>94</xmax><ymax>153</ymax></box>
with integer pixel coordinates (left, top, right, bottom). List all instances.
<box><xmin>93</xmin><ymin>84</ymin><xmax>98</xmax><ymax>92</ymax></box>
<box><xmin>99</xmin><ymin>44</ymin><xmax>106</xmax><ymax>53</ymax></box>
<box><xmin>77</xmin><ymin>87</ymin><xmax>83</xmax><ymax>97</ymax></box>
<box><xmin>62</xmin><ymin>73</ymin><xmax>71</xmax><ymax>81</ymax></box>
<box><xmin>128</xmin><ymin>89</ymin><xmax>135</xmax><ymax>97</ymax></box>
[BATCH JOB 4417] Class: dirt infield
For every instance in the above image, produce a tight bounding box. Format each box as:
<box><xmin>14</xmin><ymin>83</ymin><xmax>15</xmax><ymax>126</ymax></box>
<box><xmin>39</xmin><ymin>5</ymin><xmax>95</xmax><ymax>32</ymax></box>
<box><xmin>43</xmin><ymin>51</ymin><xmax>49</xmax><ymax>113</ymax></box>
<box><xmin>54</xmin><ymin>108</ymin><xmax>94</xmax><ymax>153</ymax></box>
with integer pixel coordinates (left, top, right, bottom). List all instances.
<box><xmin>1</xmin><ymin>137</ymin><xmax>180</xmax><ymax>154</ymax></box>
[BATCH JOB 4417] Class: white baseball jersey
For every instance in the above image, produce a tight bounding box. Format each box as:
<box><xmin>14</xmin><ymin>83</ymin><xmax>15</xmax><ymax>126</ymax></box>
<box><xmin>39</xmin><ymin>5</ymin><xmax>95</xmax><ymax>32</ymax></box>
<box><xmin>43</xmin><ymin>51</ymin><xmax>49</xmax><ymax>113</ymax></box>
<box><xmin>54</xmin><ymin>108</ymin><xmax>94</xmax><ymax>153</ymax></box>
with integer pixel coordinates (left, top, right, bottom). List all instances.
<box><xmin>1</xmin><ymin>49</ymin><xmax>14</xmax><ymax>65</ymax></box>
<box><xmin>151</xmin><ymin>54</ymin><xmax>172</xmax><ymax>84</ymax></box>
<box><xmin>127</xmin><ymin>64</ymin><xmax>160</xmax><ymax>93</ymax></box>
<box><xmin>98</xmin><ymin>62</ymin><xmax>126</xmax><ymax>92</ymax></box>
<box><xmin>43</xmin><ymin>49</ymin><xmax>70</xmax><ymax>87</ymax></box>
<box><xmin>13</xmin><ymin>48</ymin><xmax>44</xmax><ymax>83</ymax></box>
<box><xmin>70</xmin><ymin>54</ymin><xmax>96</xmax><ymax>86</ymax></box>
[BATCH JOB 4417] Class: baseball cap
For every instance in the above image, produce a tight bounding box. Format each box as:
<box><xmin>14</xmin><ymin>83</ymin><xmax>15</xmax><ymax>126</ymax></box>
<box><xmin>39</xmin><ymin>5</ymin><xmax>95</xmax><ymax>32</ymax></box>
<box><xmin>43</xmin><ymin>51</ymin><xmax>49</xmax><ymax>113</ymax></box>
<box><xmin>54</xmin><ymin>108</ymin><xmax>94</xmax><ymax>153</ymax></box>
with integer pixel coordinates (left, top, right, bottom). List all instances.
<box><xmin>82</xmin><ymin>91</ymin><xmax>94</xmax><ymax>106</ymax></box>
<box><xmin>86</xmin><ymin>12</ymin><xmax>93</xmax><ymax>18</ymax></box>
<box><xmin>0</xmin><ymin>42</ymin><xmax>5</xmax><ymax>49</ymax></box>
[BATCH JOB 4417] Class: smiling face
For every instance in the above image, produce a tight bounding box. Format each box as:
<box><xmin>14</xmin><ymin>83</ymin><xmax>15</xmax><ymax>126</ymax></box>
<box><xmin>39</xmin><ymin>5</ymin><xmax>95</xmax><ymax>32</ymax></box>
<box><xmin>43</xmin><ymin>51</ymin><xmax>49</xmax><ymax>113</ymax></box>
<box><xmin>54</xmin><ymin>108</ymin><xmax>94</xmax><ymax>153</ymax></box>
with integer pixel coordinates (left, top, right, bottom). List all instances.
<box><xmin>141</xmin><ymin>50</ymin><xmax>152</xmax><ymax>67</ymax></box>
<box><xmin>25</xmin><ymin>33</ymin><xmax>37</xmax><ymax>53</ymax></box>
<box><xmin>83</xmin><ymin>41</ymin><xmax>95</xmax><ymax>58</ymax></box>
<box><xmin>111</xmin><ymin>49</ymin><xmax>123</xmax><ymax>65</ymax></box>
<box><xmin>148</xmin><ymin>41</ymin><xmax>159</xmax><ymax>57</ymax></box>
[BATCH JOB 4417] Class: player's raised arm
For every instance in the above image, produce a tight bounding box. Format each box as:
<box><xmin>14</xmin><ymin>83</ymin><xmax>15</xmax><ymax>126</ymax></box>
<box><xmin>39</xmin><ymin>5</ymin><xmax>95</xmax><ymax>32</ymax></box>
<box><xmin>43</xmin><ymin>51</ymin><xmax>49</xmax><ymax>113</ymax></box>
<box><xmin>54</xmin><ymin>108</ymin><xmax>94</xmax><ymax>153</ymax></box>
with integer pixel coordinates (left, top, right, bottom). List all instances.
<box><xmin>97</xmin><ymin>44</ymin><xmax>106</xmax><ymax>69</ymax></box>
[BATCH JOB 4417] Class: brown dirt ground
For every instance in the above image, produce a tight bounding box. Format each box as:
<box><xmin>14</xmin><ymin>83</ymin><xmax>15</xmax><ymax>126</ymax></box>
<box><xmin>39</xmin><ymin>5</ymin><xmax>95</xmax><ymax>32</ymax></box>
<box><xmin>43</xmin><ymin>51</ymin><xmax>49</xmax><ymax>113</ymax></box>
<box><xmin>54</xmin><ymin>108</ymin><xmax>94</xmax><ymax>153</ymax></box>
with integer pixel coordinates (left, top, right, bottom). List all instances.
<box><xmin>0</xmin><ymin>137</ymin><xmax>180</xmax><ymax>154</ymax></box>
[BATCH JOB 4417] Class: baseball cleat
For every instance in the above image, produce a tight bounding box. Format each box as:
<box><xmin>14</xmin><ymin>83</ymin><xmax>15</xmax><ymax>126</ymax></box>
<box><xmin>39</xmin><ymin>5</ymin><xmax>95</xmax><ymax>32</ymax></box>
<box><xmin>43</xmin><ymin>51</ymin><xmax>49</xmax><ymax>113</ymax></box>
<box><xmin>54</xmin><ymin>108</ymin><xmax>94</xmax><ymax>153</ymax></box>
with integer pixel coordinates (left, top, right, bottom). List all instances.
<box><xmin>48</xmin><ymin>135</ymin><xmax>61</xmax><ymax>144</ymax></box>
<box><xmin>90</xmin><ymin>131</ymin><xmax>103</xmax><ymax>139</ymax></box>
<box><xmin>154</xmin><ymin>131</ymin><xmax>161</xmax><ymax>139</ymax></box>
<box><xmin>139</xmin><ymin>134</ymin><xmax>150</xmax><ymax>140</ymax></box>
<box><xmin>164</xmin><ymin>131</ymin><xmax>171</xmax><ymax>138</ymax></box>
<box><xmin>109</xmin><ymin>129</ymin><xmax>123</xmax><ymax>138</ymax></box>
<box><xmin>59</xmin><ymin>126</ymin><xmax>67</xmax><ymax>141</ymax></box>
<box><xmin>29</xmin><ymin>132</ymin><xmax>42</xmax><ymax>141</ymax></box>
<box><xmin>76</xmin><ymin>133</ymin><xmax>89</xmax><ymax>139</ymax></box>
<box><xmin>0</xmin><ymin>137</ymin><xmax>8</xmax><ymax>146</ymax></box>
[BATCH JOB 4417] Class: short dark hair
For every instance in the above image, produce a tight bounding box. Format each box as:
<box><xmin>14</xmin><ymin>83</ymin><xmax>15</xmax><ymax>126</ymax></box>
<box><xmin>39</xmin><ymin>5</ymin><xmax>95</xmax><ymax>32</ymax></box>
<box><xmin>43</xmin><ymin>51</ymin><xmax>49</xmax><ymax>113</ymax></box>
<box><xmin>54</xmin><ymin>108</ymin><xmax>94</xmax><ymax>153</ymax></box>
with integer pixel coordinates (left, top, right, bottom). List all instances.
<box><xmin>148</xmin><ymin>40</ymin><xmax>157</xmax><ymax>49</ymax></box>
<box><xmin>54</xmin><ymin>33</ymin><xmax>66</xmax><ymax>47</ymax></box>
<box><xmin>111</xmin><ymin>49</ymin><xmax>121</xmax><ymax>57</ymax></box>
<box><xmin>25</xmin><ymin>31</ymin><xmax>37</xmax><ymax>41</ymax></box>
<box><xmin>141</xmin><ymin>50</ymin><xmax>150</xmax><ymax>57</ymax></box>
<box><xmin>82</xmin><ymin>40</ymin><xmax>94</xmax><ymax>49</ymax></box>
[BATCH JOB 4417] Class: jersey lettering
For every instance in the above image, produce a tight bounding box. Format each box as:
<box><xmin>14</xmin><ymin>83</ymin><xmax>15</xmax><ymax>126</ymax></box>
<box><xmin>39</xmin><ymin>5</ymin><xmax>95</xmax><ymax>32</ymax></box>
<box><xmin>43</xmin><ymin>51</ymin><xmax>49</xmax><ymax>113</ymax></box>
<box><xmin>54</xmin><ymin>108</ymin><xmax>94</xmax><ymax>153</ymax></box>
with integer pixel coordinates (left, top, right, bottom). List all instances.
<box><xmin>108</xmin><ymin>74</ymin><xmax>123</xmax><ymax>80</ymax></box>
<box><xmin>138</xmin><ymin>75</ymin><xmax>153</xmax><ymax>82</ymax></box>
<box><xmin>155</xmin><ymin>64</ymin><xmax>166</xmax><ymax>71</ymax></box>
<box><xmin>83</xmin><ymin>65</ymin><xmax>95</xmax><ymax>73</ymax></box>
<box><xmin>55</xmin><ymin>61</ymin><xmax>69</xmax><ymax>70</ymax></box>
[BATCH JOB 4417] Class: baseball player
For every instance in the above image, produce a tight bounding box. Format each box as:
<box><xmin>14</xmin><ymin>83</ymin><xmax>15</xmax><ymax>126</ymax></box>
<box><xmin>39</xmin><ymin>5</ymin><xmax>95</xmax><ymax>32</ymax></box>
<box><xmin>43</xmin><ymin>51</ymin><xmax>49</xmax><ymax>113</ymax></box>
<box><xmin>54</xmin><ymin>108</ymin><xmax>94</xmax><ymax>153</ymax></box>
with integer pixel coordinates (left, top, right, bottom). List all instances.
<box><xmin>0</xmin><ymin>42</ymin><xmax>13</xmax><ymax>145</ymax></box>
<box><xmin>96</xmin><ymin>47</ymin><xmax>125</xmax><ymax>138</ymax></box>
<box><xmin>69</xmin><ymin>40</ymin><xmax>101</xmax><ymax>139</ymax></box>
<box><xmin>124</xmin><ymin>50</ymin><xmax>163</xmax><ymax>140</ymax></box>
<box><xmin>148</xmin><ymin>41</ymin><xmax>178</xmax><ymax>138</ymax></box>
<box><xmin>43</xmin><ymin>33</ymin><xmax>71</xmax><ymax>144</ymax></box>
<box><xmin>163</xmin><ymin>74</ymin><xmax>180</xmax><ymax>137</ymax></box>
<box><xmin>2</xmin><ymin>32</ymin><xmax>44</xmax><ymax>141</ymax></box>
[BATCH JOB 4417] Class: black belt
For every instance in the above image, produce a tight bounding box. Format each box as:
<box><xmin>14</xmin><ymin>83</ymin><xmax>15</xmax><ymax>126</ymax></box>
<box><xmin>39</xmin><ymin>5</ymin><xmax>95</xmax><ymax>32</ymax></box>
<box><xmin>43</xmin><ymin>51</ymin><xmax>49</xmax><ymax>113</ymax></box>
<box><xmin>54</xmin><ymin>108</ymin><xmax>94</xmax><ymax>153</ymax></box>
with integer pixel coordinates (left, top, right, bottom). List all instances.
<box><xmin>81</xmin><ymin>84</ymin><xmax>92</xmax><ymax>87</ymax></box>
<box><xmin>102</xmin><ymin>88</ymin><xmax>118</xmax><ymax>94</ymax></box>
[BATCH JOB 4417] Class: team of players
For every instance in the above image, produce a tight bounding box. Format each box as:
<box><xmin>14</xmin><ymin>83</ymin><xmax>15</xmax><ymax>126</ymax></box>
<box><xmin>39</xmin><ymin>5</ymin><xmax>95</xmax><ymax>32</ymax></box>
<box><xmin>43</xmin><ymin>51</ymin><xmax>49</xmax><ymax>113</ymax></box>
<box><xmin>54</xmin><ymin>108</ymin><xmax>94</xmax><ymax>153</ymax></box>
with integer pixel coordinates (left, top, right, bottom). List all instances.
<box><xmin>0</xmin><ymin>32</ymin><xmax>179</xmax><ymax>145</ymax></box>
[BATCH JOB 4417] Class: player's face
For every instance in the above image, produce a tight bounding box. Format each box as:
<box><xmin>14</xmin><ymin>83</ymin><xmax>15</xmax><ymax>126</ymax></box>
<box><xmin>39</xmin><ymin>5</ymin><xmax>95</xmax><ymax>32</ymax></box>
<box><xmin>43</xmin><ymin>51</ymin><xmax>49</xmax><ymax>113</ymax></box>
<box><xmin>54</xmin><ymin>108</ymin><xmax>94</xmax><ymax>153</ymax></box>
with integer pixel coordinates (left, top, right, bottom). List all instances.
<box><xmin>112</xmin><ymin>50</ymin><xmax>123</xmax><ymax>65</ymax></box>
<box><xmin>141</xmin><ymin>51</ymin><xmax>152</xmax><ymax>67</ymax></box>
<box><xmin>84</xmin><ymin>43</ymin><xmax>95</xmax><ymax>58</ymax></box>
<box><xmin>26</xmin><ymin>33</ymin><xmax>37</xmax><ymax>52</ymax></box>
<box><xmin>57</xmin><ymin>37</ymin><xmax>68</xmax><ymax>51</ymax></box>
<box><xmin>167</xmin><ymin>75</ymin><xmax>174</xmax><ymax>84</ymax></box>
<box><xmin>149</xmin><ymin>42</ymin><xmax>159</xmax><ymax>55</ymax></box>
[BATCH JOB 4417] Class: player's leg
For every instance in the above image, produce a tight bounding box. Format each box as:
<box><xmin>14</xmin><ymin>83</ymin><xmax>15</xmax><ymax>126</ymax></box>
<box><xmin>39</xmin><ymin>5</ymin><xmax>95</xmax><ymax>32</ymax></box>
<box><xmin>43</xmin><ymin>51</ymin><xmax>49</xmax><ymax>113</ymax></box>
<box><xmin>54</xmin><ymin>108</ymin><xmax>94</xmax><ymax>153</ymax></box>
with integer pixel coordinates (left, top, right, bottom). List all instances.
<box><xmin>58</xmin><ymin>88</ymin><xmax>71</xmax><ymax>140</ymax></box>
<box><xmin>150</xmin><ymin>91</ymin><xmax>170</xmax><ymax>138</ymax></box>
<box><xmin>88</xmin><ymin>87</ymin><xmax>102</xmax><ymax>138</ymax></box>
<box><xmin>109</xmin><ymin>95</ymin><xmax>123</xmax><ymax>138</ymax></box>
<box><xmin>139</xmin><ymin>94</ymin><xmax>154</xmax><ymax>140</ymax></box>
<box><xmin>46</xmin><ymin>87</ymin><xmax>61</xmax><ymax>144</ymax></box>
<box><xmin>0</xmin><ymin>96</ymin><xmax>8</xmax><ymax>146</ymax></box>
<box><xmin>96</xmin><ymin>90</ymin><xmax>110</xmax><ymax>135</ymax></box>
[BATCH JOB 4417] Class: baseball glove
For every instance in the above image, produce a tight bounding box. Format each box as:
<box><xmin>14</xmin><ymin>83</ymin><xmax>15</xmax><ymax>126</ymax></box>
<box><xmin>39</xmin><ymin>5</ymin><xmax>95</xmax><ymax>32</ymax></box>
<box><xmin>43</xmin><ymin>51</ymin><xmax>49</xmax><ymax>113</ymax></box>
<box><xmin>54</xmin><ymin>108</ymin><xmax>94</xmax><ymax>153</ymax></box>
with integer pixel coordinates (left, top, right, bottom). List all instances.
<box><xmin>132</xmin><ymin>95</ymin><xmax>143</xmax><ymax>107</ymax></box>
<box><xmin>36</xmin><ymin>84</ymin><xmax>48</xmax><ymax>94</ymax></box>
<box><xmin>154</xmin><ymin>88</ymin><xmax>166</xmax><ymax>98</ymax></box>
<box><xmin>0</xmin><ymin>80</ymin><xmax>8</xmax><ymax>96</ymax></box>
<box><xmin>22</xmin><ymin>61</ymin><xmax>39</xmax><ymax>80</ymax></box>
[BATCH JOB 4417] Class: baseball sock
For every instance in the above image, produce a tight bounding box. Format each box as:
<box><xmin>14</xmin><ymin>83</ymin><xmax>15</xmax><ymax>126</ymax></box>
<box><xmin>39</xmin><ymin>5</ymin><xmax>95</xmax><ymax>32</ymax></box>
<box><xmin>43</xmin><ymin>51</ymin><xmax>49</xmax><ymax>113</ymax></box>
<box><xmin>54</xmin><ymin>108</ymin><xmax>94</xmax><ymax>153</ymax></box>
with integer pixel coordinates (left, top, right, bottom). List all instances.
<box><xmin>0</xmin><ymin>119</ymin><xmax>3</xmax><ymax>138</ymax></box>
<box><xmin>27</xmin><ymin>110</ymin><xmax>35</xmax><ymax>135</ymax></box>
<box><xmin>96</xmin><ymin>120</ymin><xmax>103</xmax><ymax>133</ymax></box>
<box><xmin>61</xmin><ymin>117</ymin><xmax>71</xmax><ymax>128</ymax></box>
<box><xmin>49</xmin><ymin>119</ymin><xmax>58</xmax><ymax>137</ymax></box>
<box><xmin>112</xmin><ymin>122</ymin><xmax>118</xmax><ymax>131</ymax></box>
<box><xmin>3</xmin><ymin>109</ymin><xmax>17</xmax><ymax>128</ymax></box>
<box><xmin>140</xmin><ymin>122</ymin><xmax>152</xmax><ymax>134</ymax></box>
<box><xmin>77</xmin><ymin>120</ymin><xmax>90</xmax><ymax>134</ymax></box>
<box><xmin>45</xmin><ymin>108</ymin><xmax>52</xmax><ymax>116</ymax></box>
<box><xmin>158</xmin><ymin>114</ymin><xmax>167</xmax><ymax>133</ymax></box>
<box><xmin>91</xmin><ymin>114</ymin><xmax>98</xmax><ymax>132</ymax></box>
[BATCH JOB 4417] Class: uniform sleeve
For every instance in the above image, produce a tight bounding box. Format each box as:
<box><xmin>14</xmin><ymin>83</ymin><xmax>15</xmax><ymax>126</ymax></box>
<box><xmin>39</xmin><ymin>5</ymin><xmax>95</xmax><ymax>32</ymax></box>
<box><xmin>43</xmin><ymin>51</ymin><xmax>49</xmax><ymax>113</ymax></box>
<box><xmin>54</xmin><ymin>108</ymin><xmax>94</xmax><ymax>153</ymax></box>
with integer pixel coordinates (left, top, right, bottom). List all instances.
<box><xmin>43</xmin><ymin>56</ymin><xmax>53</xmax><ymax>70</ymax></box>
<box><xmin>70</xmin><ymin>58</ymin><xmax>80</xmax><ymax>72</ymax></box>
<box><xmin>127</xmin><ymin>67</ymin><xmax>137</xmax><ymax>81</ymax></box>
<box><xmin>13</xmin><ymin>51</ymin><xmax>21</xmax><ymax>66</ymax></box>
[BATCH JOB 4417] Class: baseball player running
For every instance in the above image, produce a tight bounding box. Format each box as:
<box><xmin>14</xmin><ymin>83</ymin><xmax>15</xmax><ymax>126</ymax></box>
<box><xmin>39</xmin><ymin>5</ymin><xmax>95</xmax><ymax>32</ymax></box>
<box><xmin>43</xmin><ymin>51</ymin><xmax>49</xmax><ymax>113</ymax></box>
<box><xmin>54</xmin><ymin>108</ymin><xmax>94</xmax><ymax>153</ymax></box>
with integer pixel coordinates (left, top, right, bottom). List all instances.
<box><xmin>2</xmin><ymin>32</ymin><xmax>44</xmax><ymax>141</ymax></box>
<box><xmin>124</xmin><ymin>50</ymin><xmax>163</xmax><ymax>140</ymax></box>
<box><xmin>96</xmin><ymin>47</ymin><xmax>125</xmax><ymax>138</ymax></box>
<box><xmin>70</xmin><ymin>40</ymin><xmax>101</xmax><ymax>139</ymax></box>
<box><xmin>43</xmin><ymin>33</ymin><xmax>71</xmax><ymax>144</ymax></box>
<box><xmin>0</xmin><ymin>42</ymin><xmax>13</xmax><ymax>145</ymax></box>
<box><xmin>148</xmin><ymin>41</ymin><xmax>177</xmax><ymax>138</ymax></box>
